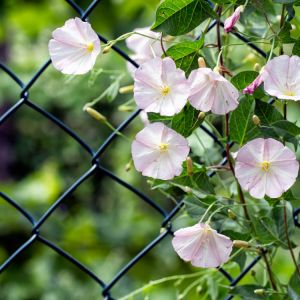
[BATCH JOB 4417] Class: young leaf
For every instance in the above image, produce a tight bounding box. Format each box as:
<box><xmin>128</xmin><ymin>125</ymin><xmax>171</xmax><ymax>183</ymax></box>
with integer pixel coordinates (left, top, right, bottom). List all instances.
<box><xmin>151</xmin><ymin>0</ymin><xmax>216</xmax><ymax>36</ymax></box>
<box><xmin>166</xmin><ymin>38</ymin><xmax>204</xmax><ymax>75</ymax></box>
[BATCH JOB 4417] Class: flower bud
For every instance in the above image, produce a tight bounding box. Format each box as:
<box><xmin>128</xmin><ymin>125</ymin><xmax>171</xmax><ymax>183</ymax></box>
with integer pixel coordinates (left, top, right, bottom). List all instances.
<box><xmin>85</xmin><ymin>107</ymin><xmax>107</xmax><ymax>123</ymax></box>
<box><xmin>186</xmin><ymin>157</ymin><xmax>193</xmax><ymax>176</ymax></box>
<box><xmin>252</xmin><ymin>114</ymin><xmax>261</xmax><ymax>126</ymax></box>
<box><xmin>198</xmin><ymin>111</ymin><xmax>206</xmax><ymax>120</ymax></box>
<box><xmin>198</xmin><ymin>57</ymin><xmax>206</xmax><ymax>68</ymax></box>
<box><xmin>253</xmin><ymin>63</ymin><xmax>261</xmax><ymax>72</ymax></box>
<box><xmin>125</xmin><ymin>161</ymin><xmax>132</xmax><ymax>172</ymax></box>
<box><xmin>254</xmin><ymin>289</ymin><xmax>265</xmax><ymax>296</ymax></box>
<box><xmin>103</xmin><ymin>44</ymin><xmax>113</xmax><ymax>54</ymax></box>
<box><xmin>227</xmin><ymin>209</ymin><xmax>237</xmax><ymax>220</ymax></box>
<box><xmin>118</xmin><ymin>105</ymin><xmax>135</xmax><ymax>112</ymax></box>
<box><xmin>233</xmin><ymin>240</ymin><xmax>251</xmax><ymax>248</ymax></box>
<box><xmin>119</xmin><ymin>85</ymin><xmax>134</xmax><ymax>94</ymax></box>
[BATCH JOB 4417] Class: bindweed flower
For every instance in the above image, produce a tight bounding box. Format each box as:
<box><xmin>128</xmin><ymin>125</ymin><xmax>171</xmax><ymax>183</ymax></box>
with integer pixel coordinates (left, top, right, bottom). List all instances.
<box><xmin>172</xmin><ymin>223</ymin><xmax>233</xmax><ymax>268</ymax></box>
<box><xmin>134</xmin><ymin>57</ymin><xmax>190</xmax><ymax>116</ymax></box>
<box><xmin>188</xmin><ymin>68</ymin><xmax>239</xmax><ymax>115</ymax></box>
<box><xmin>49</xmin><ymin>18</ymin><xmax>101</xmax><ymax>75</ymax></box>
<box><xmin>235</xmin><ymin>138</ymin><xmax>299</xmax><ymax>198</ymax></box>
<box><xmin>224</xmin><ymin>6</ymin><xmax>244</xmax><ymax>33</ymax></box>
<box><xmin>126</xmin><ymin>27</ymin><xmax>165</xmax><ymax>75</ymax></box>
<box><xmin>131</xmin><ymin>122</ymin><xmax>189</xmax><ymax>180</ymax></box>
<box><xmin>243</xmin><ymin>55</ymin><xmax>300</xmax><ymax>100</ymax></box>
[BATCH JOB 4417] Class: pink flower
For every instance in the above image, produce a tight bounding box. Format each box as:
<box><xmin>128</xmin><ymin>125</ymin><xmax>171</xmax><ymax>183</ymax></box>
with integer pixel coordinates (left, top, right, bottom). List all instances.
<box><xmin>131</xmin><ymin>122</ymin><xmax>190</xmax><ymax>180</ymax></box>
<box><xmin>134</xmin><ymin>57</ymin><xmax>190</xmax><ymax>116</ymax></box>
<box><xmin>243</xmin><ymin>73</ymin><xmax>263</xmax><ymax>95</ymax></box>
<box><xmin>126</xmin><ymin>27</ymin><xmax>165</xmax><ymax>75</ymax></box>
<box><xmin>224</xmin><ymin>6</ymin><xmax>243</xmax><ymax>33</ymax></box>
<box><xmin>49</xmin><ymin>18</ymin><xmax>101</xmax><ymax>75</ymax></box>
<box><xmin>172</xmin><ymin>223</ymin><xmax>233</xmax><ymax>268</ymax></box>
<box><xmin>263</xmin><ymin>55</ymin><xmax>300</xmax><ymax>100</ymax></box>
<box><xmin>235</xmin><ymin>138</ymin><xmax>299</xmax><ymax>199</ymax></box>
<box><xmin>188</xmin><ymin>68</ymin><xmax>239</xmax><ymax>115</ymax></box>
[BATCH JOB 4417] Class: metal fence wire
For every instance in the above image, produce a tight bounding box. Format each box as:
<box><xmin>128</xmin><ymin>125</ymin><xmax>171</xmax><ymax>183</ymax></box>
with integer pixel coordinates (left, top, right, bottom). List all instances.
<box><xmin>0</xmin><ymin>1</ymin><xmax>300</xmax><ymax>299</ymax></box>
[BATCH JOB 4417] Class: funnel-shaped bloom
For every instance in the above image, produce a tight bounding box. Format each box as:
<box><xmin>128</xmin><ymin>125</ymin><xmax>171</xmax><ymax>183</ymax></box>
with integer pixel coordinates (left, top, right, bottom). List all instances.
<box><xmin>243</xmin><ymin>55</ymin><xmax>300</xmax><ymax>100</ymax></box>
<box><xmin>131</xmin><ymin>122</ymin><xmax>189</xmax><ymax>180</ymax></box>
<box><xmin>172</xmin><ymin>223</ymin><xmax>233</xmax><ymax>268</ymax></box>
<box><xmin>49</xmin><ymin>18</ymin><xmax>101</xmax><ymax>75</ymax></box>
<box><xmin>235</xmin><ymin>138</ymin><xmax>299</xmax><ymax>199</ymax></box>
<box><xmin>188</xmin><ymin>68</ymin><xmax>239</xmax><ymax>115</ymax></box>
<box><xmin>224</xmin><ymin>6</ymin><xmax>243</xmax><ymax>33</ymax></box>
<box><xmin>134</xmin><ymin>57</ymin><xmax>189</xmax><ymax>116</ymax></box>
<box><xmin>126</xmin><ymin>27</ymin><xmax>165</xmax><ymax>75</ymax></box>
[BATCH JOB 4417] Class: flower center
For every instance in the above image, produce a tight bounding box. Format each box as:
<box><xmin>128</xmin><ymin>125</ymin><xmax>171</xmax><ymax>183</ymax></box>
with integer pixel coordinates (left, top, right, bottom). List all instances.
<box><xmin>260</xmin><ymin>161</ymin><xmax>271</xmax><ymax>172</ymax></box>
<box><xmin>284</xmin><ymin>90</ymin><xmax>295</xmax><ymax>96</ymax></box>
<box><xmin>161</xmin><ymin>86</ymin><xmax>171</xmax><ymax>96</ymax></box>
<box><xmin>86</xmin><ymin>42</ymin><xmax>94</xmax><ymax>52</ymax></box>
<box><xmin>159</xmin><ymin>143</ymin><xmax>169</xmax><ymax>152</ymax></box>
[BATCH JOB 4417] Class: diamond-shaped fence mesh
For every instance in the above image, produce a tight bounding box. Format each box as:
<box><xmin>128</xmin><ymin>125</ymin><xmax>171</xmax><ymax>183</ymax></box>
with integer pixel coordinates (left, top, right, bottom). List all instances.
<box><xmin>0</xmin><ymin>1</ymin><xmax>300</xmax><ymax>299</ymax></box>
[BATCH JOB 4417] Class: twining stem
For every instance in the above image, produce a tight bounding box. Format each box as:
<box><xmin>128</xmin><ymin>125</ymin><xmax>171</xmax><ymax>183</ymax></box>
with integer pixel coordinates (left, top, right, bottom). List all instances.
<box><xmin>216</xmin><ymin>6</ymin><xmax>251</xmax><ymax>224</ymax></box>
<box><xmin>279</xmin><ymin>4</ymin><xmax>285</xmax><ymax>55</ymax></box>
<box><xmin>283</xmin><ymin>202</ymin><xmax>300</xmax><ymax>277</ymax></box>
<box><xmin>260</xmin><ymin>248</ymin><xmax>278</xmax><ymax>291</ymax></box>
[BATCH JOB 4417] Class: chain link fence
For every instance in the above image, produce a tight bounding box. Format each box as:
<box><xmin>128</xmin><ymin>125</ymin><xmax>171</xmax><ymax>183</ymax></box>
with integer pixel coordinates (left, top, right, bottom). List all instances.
<box><xmin>0</xmin><ymin>1</ymin><xmax>300</xmax><ymax>299</ymax></box>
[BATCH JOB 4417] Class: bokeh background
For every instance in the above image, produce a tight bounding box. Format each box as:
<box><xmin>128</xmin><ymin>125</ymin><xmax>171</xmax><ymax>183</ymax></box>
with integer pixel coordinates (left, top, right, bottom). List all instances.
<box><xmin>0</xmin><ymin>1</ymin><xmax>300</xmax><ymax>299</ymax></box>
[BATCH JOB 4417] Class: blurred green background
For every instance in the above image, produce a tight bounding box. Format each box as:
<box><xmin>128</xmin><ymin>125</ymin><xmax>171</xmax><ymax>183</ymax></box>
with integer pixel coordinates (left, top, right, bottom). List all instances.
<box><xmin>0</xmin><ymin>1</ymin><xmax>299</xmax><ymax>299</ymax></box>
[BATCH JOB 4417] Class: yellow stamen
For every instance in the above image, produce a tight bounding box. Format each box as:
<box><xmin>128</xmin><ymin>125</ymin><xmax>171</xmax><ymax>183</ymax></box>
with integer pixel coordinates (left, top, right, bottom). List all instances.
<box><xmin>86</xmin><ymin>42</ymin><xmax>94</xmax><ymax>52</ymax></box>
<box><xmin>161</xmin><ymin>86</ymin><xmax>171</xmax><ymax>96</ymax></box>
<box><xmin>284</xmin><ymin>90</ymin><xmax>295</xmax><ymax>96</ymax></box>
<box><xmin>159</xmin><ymin>143</ymin><xmax>169</xmax><ymax>152</ymax></box>
<box><xmin>260</xmin><ymin>161</ymin><xmax>271</xmax><ymax>172</ymax></box>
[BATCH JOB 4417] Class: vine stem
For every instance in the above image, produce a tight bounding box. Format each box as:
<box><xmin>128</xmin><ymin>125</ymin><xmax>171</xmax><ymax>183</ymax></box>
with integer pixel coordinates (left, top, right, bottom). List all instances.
<box><xmin>283</xmin><ymin>202</ymin><xmax>300</xmax><ymax>277</ymax></box>
<box><xmin>260</xmin><ymin>249</ymin><xmax>278</xmax><ymax>291</ymax></box>
<box><xmin>216</xmin><ymin>6</ymin><xmax>251</xmax><ymax>224</ymax></box>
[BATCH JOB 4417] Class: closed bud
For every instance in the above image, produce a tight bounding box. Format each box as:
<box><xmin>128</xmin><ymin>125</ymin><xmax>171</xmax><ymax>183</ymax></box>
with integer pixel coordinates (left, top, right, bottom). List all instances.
<box><xmin>85</xmin><ymin>107</ymin><xmax>107</xmax><ymax>123</ymax></box>
<box><xmin>103</xmin><ymin>44</ymin><xmax>113</xmax><ymax>54</ymax></box>
<box><xmin>227</xmin><ymin>209</ymin><xmax>237</xmax><ymax>220</ymax></box>
<box><xmin>253</xmin><ymin>63</ymin><xmax>261</xmax><ymax>72</ymax></box>
<box><xmin>233</xmin><ymin>240</ymin><xmax>251</xmax><ymax>248</ymax></box>
<box><xmin>125</xmin><ymin>161</ymin><xmax>132</xmax><ymax>172</ymax></box>
<box><xmin>254</xmin><ymin>289</ymin><xmax>265</xmax><ymax>296</ymax></box>
<box><xmin>119</xmin><ymin>85</ymin><xmax>134</xmax><ymax>94</ymax></box>
<box><xmin>186</xmin><ymin>157</ymin><xmax>193</xmax><ymax>176</ymax></box>
<box><xmin>252</xmin><ymin>114</ymin><xmax>261</xmax><ymax>126</ymax></box>
<box><xmin>183</xmin><ymin>186</ymin><xmax>192</xmax><ymax>193</ymax></box>
<box><xmin>118</xmin><ymin>105</ymin><xmax>134</xmax><ymax>112</ymax></box>
<box><xmin>198</xmin><ymin>57</ymin><xmax>206</xmax><ymax>68</ymax></box>
<box><xmin>198</xmin><ymin>111</ymin><xmax>206</xmax><ymax>120</ymax></box>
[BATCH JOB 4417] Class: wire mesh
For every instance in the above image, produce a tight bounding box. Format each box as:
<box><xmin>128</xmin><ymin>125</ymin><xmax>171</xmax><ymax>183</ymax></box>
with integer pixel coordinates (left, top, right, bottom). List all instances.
<box><xmin>0</xmin><ymin>1</ymin><xmax>299</xmax><ymax>299</ymax></box>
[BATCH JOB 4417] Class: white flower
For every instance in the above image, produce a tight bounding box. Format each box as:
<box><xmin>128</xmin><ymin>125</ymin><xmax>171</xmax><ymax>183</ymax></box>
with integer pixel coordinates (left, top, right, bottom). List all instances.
<box><xmin>49</xmin><ymin>17</ymin><xmax>101</xmax><ymax>75</ymax></box>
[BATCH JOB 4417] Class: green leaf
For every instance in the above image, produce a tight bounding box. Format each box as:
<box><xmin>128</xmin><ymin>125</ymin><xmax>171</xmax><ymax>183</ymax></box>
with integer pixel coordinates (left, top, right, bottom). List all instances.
<box><xmin>288</xmin><ymin>266</ymin><xmax>300</xmax><ymax>300</ymax></box>
<box><xmin>277</xmin><ymin>22</ymin><xmax>295</xmax><ymax>44</ymax></box>
<box><xmin>171</xmin><ymin>104</ymin><xmax>202</xmax><ymax>137</ymax></box>
<box><xmin>151</xmin><ymin>0</ymin><xmax>216</xmax><ymax>36</ymax></box>
<box><xmin>147</xmin><ymin>112</ymin><xmax>172</xmax><ymax>123</ymax></box>
<box><xmin>273</xmin><ymin>0</ymin><xmax>297</xmax><ymax>3</ymax></box>
<box><xmin>272</xmin><ymin>201</ymin><xmax>295</xmax><ymax>249</ymax></box>
<box><xmin>166</xmin><ymin>38</ymin><xmax>204</xmax><ymax>75</ymax></box>
<box><xmin>174</xmin><ymin>166</ymin><xmax>214</xmax><ymax>193</ymax></box>
<box><xmin>254</xmin><ymin>99</ymin><xmax>283</xmax><ymax>125</ymax></box>
<box><xmin>229</xmin><ymin>97</ymin><xmax>260</xmax><ymax>145</ymax></box>
<box><xmin>293</xmin><ymin>39</ymin><xmax>300</xmax><ymax>56</ymax></box>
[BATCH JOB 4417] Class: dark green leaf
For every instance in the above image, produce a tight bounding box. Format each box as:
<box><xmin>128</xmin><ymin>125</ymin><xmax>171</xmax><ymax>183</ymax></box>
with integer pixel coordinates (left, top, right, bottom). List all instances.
<box><xmin>152</xmin><ymin>0</ymin><xmax>216</xmax><ymax>36</ymax></box>
<box><xmin>293</xmin><ymin>39</ymin><xmax>300</xmax><ymax>56</ymax></box>
<box><xmin>166</xmin><ymin>38</ymin><xmax>204</xmax><ymax>75</ymax></box>
<box><xmin>288</xmin><ymin>267</ymin><xmax>300</xmax><ymax>300</ymax></box>
<box><xmin>254</xmin><ymin>100</ymin><xmax>283</xmax><ymax>125</ymax></box>
<box><xmin>229</xmin><ymin>97</ymin><xmax>260</xmax><ymax>145</ymax></box>
<box><xmin>171</xmin><ymin>104</ymin><xmax>202</xmax><ymax>137</ymax></box>
<box><xmin>277</xmin><ymin>22</ymin><xmax>295</xmax><ymax>44</ymax></box>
